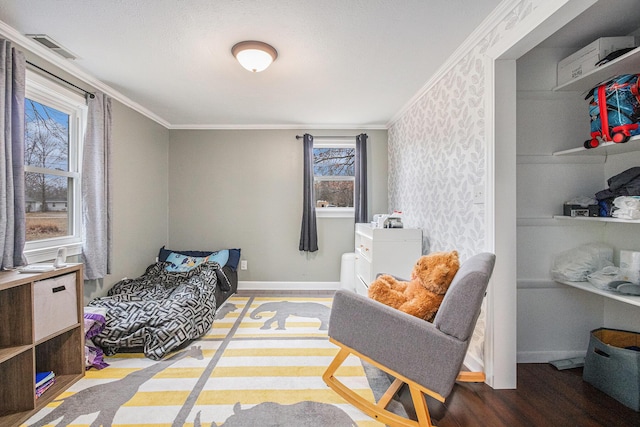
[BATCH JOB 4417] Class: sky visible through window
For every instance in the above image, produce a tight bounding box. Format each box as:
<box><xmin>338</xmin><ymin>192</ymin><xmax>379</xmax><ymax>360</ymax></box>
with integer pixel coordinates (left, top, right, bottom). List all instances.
<box><xmin>313</xmin><ymin>147</ymin><xmax>354</xmax><ymax>176</ymax></box>
<box><xmin>24</xmin><ymin>98</ymin><xmax>70</xmax><ymax>241</ymax></box>
<box><xmin>25</xmin><ymin>99</ymin><xmax>69</xmax><ymax>171</ymax></box>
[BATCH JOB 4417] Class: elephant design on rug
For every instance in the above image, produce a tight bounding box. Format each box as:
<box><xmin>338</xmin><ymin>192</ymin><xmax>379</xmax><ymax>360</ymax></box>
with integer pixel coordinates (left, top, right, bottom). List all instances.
<box><xmin>250</xmin><ymin>301</ymin><xmax>330</xmax><ymax>330</ymax></box>
<box><xmin>28</xmin><ymin>346</ymin><xmax>203</xmax><ymax>427</ymax></box>
<box><xmin>207</xmin><ymin>401</ymin><xmax>356</xmax><ymax>426</ymax></box>
<box><xmin>214</xmin><ymin>302</ymin><xmax>237</xmax><ymax>320</ymax></box>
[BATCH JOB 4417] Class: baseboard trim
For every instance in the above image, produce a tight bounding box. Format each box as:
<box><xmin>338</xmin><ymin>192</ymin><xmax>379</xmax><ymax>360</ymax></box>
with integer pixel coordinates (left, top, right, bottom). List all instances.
<box><xmin>517</xmin><ymin>350</ymin><xmax>586</xmax><ymax>364</ymax></box>
<box><xmin>463</xmin><ymin>352</ymin><xmax>485</xmax><ymax>375</ymax></box>
<box><xmin>238</xmin><ymin>281</ymin><xmax>341</xmax><ymax>291</ymax></box>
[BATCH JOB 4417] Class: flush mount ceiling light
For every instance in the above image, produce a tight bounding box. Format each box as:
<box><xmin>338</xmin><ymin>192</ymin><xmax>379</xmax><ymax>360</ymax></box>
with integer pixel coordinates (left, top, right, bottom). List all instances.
<box><xmin>232</xmin><ymin>41</ymin><xmax>278</xmax><ymax>72</ymax></box>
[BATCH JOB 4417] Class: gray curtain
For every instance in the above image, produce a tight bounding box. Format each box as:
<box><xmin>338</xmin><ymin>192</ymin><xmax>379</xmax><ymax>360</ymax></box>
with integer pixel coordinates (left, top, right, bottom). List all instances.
<box><xmin>82</xmin><ymin>92</ymin><xmax>112</xmax><ymax>280</ymax></box>
<box><xmin>299</xmin><ymin>133</ymin><xmax>318</xmax><ymax>252</ymax></box>
<box><xmin>0</xmin><ymin>39</ymin><xmax>26</xmax><ymax>269</ymax></box>
<box><xmin>355</xmin><ymin>133</ymin><xmax>368</xmax><ymax>223</ymax></box>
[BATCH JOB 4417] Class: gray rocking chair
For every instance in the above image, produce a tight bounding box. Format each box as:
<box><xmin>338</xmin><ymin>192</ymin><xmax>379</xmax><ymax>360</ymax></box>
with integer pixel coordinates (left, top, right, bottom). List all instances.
<box><xmin>323</xmin><ymin>252</ymin><xmax>496</xmax><ymax>427</ymax></box>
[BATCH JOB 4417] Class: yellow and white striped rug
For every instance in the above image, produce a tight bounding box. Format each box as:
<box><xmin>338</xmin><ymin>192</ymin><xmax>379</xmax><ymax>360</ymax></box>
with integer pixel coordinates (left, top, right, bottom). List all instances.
<box><xmin>24</xmin><ymin>295</ymin><xmax>386</xmax><ymax>427</ymax></box>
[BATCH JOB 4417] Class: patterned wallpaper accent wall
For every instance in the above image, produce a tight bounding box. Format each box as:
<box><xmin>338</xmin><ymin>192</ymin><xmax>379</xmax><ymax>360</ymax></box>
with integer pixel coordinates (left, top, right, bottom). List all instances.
<box><xmin>387</xmin><ymin>0</ymin><xmax>534</xmax><ymax>364</ymax></box>
<box><xmin>388</xmin><ymin>0</ymin><xmax>533</xmax><ymax>261</ymax></box>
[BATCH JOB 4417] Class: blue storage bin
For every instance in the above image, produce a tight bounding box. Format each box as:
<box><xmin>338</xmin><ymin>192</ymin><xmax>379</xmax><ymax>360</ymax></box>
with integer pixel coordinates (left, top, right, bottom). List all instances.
<box><xmin>583</xmin><ymin>328</ymin><xmax>640</xmax><ymax>411</ymax></box>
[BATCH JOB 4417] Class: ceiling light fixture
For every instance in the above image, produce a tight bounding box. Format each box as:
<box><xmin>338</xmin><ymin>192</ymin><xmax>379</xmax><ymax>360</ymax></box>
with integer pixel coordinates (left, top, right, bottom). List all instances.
<box><xmin>232</xmin><ymin>41</ymin><xmax>278</xmax><ymax>73</ymax></box>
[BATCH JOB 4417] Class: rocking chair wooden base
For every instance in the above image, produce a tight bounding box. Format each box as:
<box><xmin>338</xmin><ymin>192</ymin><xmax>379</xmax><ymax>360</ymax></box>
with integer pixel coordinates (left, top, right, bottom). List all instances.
<box><xmin>322</xmin><ymin>338</ymin><xmax>485</xmax><ymax>427</ymax></box>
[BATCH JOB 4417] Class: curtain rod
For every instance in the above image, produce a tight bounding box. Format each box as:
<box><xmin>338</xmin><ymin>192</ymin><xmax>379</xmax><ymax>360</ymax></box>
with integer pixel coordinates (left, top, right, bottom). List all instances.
<box><xmin>26</xmin><ymin>60</ymin><xmax>95</xmax><ymax>99</ymax></box>
<box><xmin>295</xmin><ymin>135</ymin><xmax>362</xmax><ymax>140</ymax></box>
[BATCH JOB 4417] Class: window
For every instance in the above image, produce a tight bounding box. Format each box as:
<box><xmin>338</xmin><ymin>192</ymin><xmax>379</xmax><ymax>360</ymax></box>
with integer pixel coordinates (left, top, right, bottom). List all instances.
<box><xmin>313</xmin><ymin>141</ymin><xmax>355</xmax><ymax>217</ymax></box>
<box><xmin>23</xmin><ymin>70</ymin><xmax>86</xmax><ymax>261</ymax></box>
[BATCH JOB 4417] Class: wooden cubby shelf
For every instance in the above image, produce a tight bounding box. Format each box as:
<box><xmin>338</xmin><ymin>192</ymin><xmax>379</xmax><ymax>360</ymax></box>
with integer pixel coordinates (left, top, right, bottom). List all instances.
<box><xmin>0</xmin><ymin>264</ymin><xmax>84</xmax><ymax>426</ymax></box>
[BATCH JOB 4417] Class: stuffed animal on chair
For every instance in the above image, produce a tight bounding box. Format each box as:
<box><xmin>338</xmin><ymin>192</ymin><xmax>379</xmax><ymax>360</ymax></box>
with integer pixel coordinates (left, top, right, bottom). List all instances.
<box><xmin>367</xmin><ymin>250</ymin><xmax>460</xmax><ymax>322</ymax></box>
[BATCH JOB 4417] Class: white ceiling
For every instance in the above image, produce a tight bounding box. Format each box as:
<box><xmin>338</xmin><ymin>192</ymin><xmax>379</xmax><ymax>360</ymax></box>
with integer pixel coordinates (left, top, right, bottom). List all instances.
<box><xmin>0</xmin><ymin>0</ymin><xmax>503</xmax><ymax>129</ymax></box>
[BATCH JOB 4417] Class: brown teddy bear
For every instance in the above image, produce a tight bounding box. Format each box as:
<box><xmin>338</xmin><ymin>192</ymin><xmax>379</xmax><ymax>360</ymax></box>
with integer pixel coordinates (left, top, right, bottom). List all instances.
<box><xmin>367</xmin><ymin>250</ymin><xmax>460</xmax><ymax>322</ymax></box>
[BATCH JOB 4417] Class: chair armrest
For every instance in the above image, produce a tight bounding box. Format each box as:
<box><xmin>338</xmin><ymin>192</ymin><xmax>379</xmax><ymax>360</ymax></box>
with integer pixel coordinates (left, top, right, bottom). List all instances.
<box><xmin>328</xmin><ymin>289</ymin><xmax>467</xmax><ymax>398</ymax></box>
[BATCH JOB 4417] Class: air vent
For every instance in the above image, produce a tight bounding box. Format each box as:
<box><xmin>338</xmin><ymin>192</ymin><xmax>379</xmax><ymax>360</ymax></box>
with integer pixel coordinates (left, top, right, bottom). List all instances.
<box><xmin>26</xmin><ymin>34</ymin><xmax>77</xmax><ymax>60</ymax></box>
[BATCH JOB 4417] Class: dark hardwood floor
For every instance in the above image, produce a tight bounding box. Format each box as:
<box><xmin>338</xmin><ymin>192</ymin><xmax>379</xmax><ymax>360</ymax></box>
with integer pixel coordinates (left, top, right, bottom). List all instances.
<box><xmin>237</xmin><ymin>291</ymin><xmax>637</xmax><ymax>426</ymax></box>
<box><xmin>410</xmin><ymin>363</ymin><xmax>640</xmax><ymax>427</ymax></box>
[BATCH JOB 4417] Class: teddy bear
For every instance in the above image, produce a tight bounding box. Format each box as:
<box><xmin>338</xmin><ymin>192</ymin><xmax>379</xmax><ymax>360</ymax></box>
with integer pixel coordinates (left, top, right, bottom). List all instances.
<box><xmin>367</xmin><ymin>250</ymin><xmax>460</xmax><ymax>322</ymax></box>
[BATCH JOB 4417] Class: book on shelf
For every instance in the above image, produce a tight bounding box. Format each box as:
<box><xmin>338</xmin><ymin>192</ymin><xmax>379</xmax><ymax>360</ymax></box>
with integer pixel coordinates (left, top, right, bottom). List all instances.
<box><xmin>35</xmin><ymin>378</ymin><xmax>55</xmax><ymax>398</ymax></box>
<box><xmin>35</xmin><ymin>371</ymin><xmax>55</xmax><ymax>388</ymax></box>
<box><xmin>35</xmin><ymin>371</ymin><xmax>55</xmax><ymax>398</ymax></box>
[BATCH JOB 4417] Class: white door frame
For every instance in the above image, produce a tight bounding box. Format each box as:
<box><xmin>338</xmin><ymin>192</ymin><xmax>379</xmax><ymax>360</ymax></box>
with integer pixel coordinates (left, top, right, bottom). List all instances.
<box><xmin>483</xmin><ymin>0</ymin><xmax>597</xmax><ymax>388</ymax></box>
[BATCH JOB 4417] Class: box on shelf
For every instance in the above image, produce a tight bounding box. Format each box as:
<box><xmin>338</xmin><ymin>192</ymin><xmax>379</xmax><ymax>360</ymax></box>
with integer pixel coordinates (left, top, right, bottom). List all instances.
<box><xmin>33</xmin><ymin>273</ymin><xmax>78</xmax><ymax>341</ymax></box>
<box><xmin>557</xmin><ymin>36</ymin><xmax>636</xmax><ymax>86</ymax></box>
<box><xmin>563</xmin><ymin>204</ymin><xmax>599</xmax><ymax>217</ymax></box>
<box><xmin>583</xmin><ymin>328</ymin><xmax>640</xmax><ymax>411</ymax></box>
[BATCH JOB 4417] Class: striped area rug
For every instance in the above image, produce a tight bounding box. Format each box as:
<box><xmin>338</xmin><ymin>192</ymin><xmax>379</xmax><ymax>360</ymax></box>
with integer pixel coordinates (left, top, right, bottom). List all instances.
<box><xmin>24</xmin><ymin>295</ymin><xmax>385</xmax><ymax>426</ymax></box>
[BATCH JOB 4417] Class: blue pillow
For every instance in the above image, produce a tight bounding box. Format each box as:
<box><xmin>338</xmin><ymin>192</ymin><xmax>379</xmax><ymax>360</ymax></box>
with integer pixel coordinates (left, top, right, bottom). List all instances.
<box><xmin>165</xmin><ymin>253</ymin><xmax>209</xmax><ymax>272</ymax></box>
<box><xmin>158</xmin><ymin>246</ymin><xmax>241</xmax><ymax>271</ymax></box>
<box><xmin>207</xmin><ymin>249</ymin><xmax>229</xmax><ymax>267</ymax></box>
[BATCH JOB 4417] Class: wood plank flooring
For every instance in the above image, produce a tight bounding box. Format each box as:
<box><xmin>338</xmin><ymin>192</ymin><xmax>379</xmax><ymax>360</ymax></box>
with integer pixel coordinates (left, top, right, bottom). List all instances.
<box><xmin>415</xmin><ymin>363</ymin><xmax>640</xmax><ymax>427</ymax></box>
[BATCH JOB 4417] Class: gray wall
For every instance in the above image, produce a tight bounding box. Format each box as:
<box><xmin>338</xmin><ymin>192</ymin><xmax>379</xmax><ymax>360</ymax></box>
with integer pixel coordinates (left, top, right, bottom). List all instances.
<box><xmin>167</xmin><ymin>128</ymin><xmax>388</xmax><ymax>283</ymax></box>
<box><xmin>13</xmin><ymin>45</ymin><xmax>171</xmax><ymax>301</ymax></box>
<box><xmin>85</xmin><ymin>100</ymin><xmax>169</xmax><ymax>300</ymax></box>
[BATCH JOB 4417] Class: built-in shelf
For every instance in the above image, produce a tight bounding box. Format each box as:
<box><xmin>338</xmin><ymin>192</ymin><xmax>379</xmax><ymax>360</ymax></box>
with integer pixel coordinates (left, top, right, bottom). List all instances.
<box><xmin>553</xmin><ymin>45</ymin><xmax>640</xmax><ymax>93</ymax></box>
<box><xmin>557</xmin><ymin>279</ymin><xmax>640</xmax><ymax>307</ymax></box>
<box><xmin>554</xmin><ymin>215</ymin><xmax>640</xmax><ymax>224</ymax></box>
<box><xmin>553</xmin><ymin>135</ymin><xmax>640</xmax><ymax>156</ymax></box>
<box><xmin>553</xmin><ymin>214</ymin><xmax>640</xmax><ymax>307</ymax></box>
<box><xmin>551</xmin><ymin>43</ymin><xmax>640</xmax><ymax>157</ymax></box>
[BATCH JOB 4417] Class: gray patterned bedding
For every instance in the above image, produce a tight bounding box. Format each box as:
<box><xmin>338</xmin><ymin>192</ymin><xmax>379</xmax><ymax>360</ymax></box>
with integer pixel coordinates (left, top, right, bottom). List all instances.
<box><xmin>87</xmin><ymin>261</ymin><xmax>232</xmax><ymax>360</ymax></box>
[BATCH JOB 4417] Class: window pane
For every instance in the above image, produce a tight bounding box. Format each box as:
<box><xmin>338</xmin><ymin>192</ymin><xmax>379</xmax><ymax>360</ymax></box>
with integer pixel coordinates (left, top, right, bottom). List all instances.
<box><xmin>315</xmin><ymin>180</ymin><xmax>354</xmax><ymax>207</ymax></box>
<box><xmin>313</xmin><ymin>148</ymin><xmax>354</xmax><ymax>176</ymax></box>
<box><xmin>24</xmin><ymin>98</ymin><xmax>69</xmax><ymax>172</ymax></box>
<box><xmin>25</xmin><ymin>173</ymin><xmax>70</xmax><ymax>241</ymax></box>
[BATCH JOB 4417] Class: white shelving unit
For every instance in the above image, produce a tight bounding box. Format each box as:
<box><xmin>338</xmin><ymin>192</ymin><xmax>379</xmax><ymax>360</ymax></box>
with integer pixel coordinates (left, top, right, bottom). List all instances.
<box><xmin>553</xmin><ymin>211</ymin><xmax>640</xmax><ymax>305</ymax></box>
<box><xmin>551</xmin><ymin>45</ymin><xmax>640</xmax><ymax>158</ymax></box>
<box><xmin>553</xmin><ymin>46</ymin><xmax>640</xmax><ymax>93</ymax></box>
<box><xmin>557</xmin><ymin>280</ymin><xmax>640</xmax><ymax>308</ymax></box>
<box><xmin>547</xmin><ymin>44</ymin><xmax>640</xmax><ymax>308</ymax></box>
<box><xmin>554</xmin><ymin>215</ymin><xmax>640</xmax><ymax>224</ymax></box>
<box><xmin>553</xmin><ymin>135</ymin><xmax>640</xmax><ymax>157</ymax></box>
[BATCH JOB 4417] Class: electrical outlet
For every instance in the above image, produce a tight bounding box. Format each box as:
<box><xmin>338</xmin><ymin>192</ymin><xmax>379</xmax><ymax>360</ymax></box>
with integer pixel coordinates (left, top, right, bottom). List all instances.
<box><xmin>240</xmin><ymin>260</ymin><xmax>248</xmax><ymax>270</ymax></box>
<box><xmin>473</xmin><ymin>184</ymin><xmax>484</xmax><ymax>204</ymax></box>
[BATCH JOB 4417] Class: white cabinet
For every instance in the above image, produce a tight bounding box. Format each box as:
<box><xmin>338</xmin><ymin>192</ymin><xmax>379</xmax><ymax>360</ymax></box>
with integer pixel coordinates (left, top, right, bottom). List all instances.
<box><xmin>354</xmin><ymin>224</ymin><xmax>422</xmax><ymax>295</ymax></box>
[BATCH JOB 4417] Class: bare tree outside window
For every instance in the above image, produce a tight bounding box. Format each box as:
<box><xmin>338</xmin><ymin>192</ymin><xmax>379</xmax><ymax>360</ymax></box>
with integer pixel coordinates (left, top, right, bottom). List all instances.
<box><xmin>24</xmin><ymin>99</ymin><xmax>70</xmax><ymax>241</ymax></box>
<box><xmin>313</xmin><ymin>147</ymin><xmax>355</xmax><ymax>207</ymax></box>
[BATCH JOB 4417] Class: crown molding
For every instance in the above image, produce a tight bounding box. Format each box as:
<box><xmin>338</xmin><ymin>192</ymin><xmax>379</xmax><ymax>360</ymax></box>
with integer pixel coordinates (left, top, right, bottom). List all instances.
<box><xmin>0</xmin><ymin>19</ymin><xmax>171</xmax><ymax>128</ymax></box>
<box><xmin>387</xmin><ymin>0</ymin><xmax>524</xmax><ymax>127</ymax></box>
<box><xmin>168</xmin><ymin>123</ymin><xmax>389</xmax><ymax>130</ymax></box>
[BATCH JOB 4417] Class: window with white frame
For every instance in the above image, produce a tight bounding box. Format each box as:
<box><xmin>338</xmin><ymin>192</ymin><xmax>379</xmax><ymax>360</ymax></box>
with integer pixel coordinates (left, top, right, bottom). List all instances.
<box><xmin>23</xmin><ymin>70</ymin><xmax>86</xmax><ymax>260</ymax></box>
<box><xmin>313</xmin><ymin>141</ymin><xmax>355</xmax><ymax>216</ymax></box>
